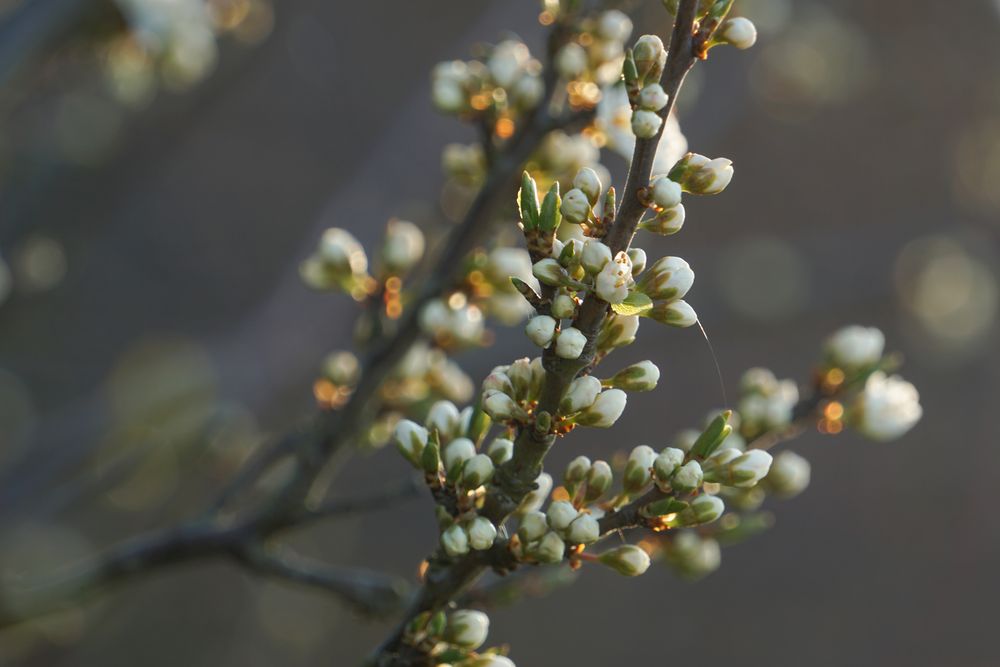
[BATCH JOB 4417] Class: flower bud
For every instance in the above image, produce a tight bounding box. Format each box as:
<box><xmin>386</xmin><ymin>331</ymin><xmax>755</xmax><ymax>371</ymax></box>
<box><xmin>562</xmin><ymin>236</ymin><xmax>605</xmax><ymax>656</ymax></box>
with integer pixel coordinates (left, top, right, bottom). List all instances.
<box><xmin>565</xmin><ymin>455</ymin><xmax>592</xmax><ymax>485</ymax></box>
<box><xmin>532</xmin><ymin>258</ymin><xmax>569</xmax><ymax>287</ymax></box>
<box><xmin>706</xmin><ymin>449</ymin><xmax>773</xmax><ymax>487</ymax></box>
<box><xmin>566</xmin><ymin>514</ymin><xmax>600</xmax><ymax>545</ymax></box>
<box><xmin>765</xmin><ymin>450</ymin><xmax>811</xmax><ymax>498</ymax></box>
<box><xmin>607</xmin><ymin>360</ymin><xmax>660</xmax><ymax>392</ymax></box>
<box><xmin>551</xmin><ymin>293</ymin><xmax>577</xmax><ymax>319</ymax></box>
<box><xmin>394</xmin><ymin>419</ymin><xmax>429</xmax><ymax>467</ymax></box>
<box><xmin>555</xmin><ymin>327</ymin><xmax>587</xmax><ymax>359</ymax></box>
<box><xmin>441</xmin><ymin>523</ymin><xmax>469</xmax><ymax>557</ymax></box>
<box><xmin>631</xmin><ymin>109</ymin><xmax>663</xmax><ymax>139</ymax></box>
<box><xmin>443</xmin><ymin>437</ymin><xmax>477</xmax><ymax>476</ymax></box>
<box><xmin>322</xmin><ymin>351</ymin><xmax>359</xmax><ymax>386</ymax></box>
<box><xmin>677</xmin><ymin>494</ymin><xmax>724</xmax><ymax>526</ymax></box>
<box><xmin>653</xmin><ymin>447</ymin><xmax>685</xmax><ymax>485</ymax></box>
<box><xmin>597</xmin><ymin>314</ymin><xmax>639</xmax><ymax>350</ymax></box>
<box><xmin>532</xmin><ymin>531</ymin><xmax>566</xmax><ymax>563</ymax></box>
<box><xmin>382</xmin><ymin>220</ymin><xmax>425</xmax><ymax>273</ymax></box>
<box><xmin>560</xmin><ymin>375</ymin><xmax>603</xmax><ymax>414</ymax></box>
<box><xmin>649</xmin><ymin>299</ymin><xmax>698</xmax><ymax>327</ymax></box>
<box><xmin>482</xmin><ymin>371</ymin><xmax>515</xmax><ymax>396</ymax></box>
<box><xmin>627</xmin><ymin>247</ymin><xmax>647</xmax><ymax>276</ymax></box>
<box><xmin>632</xmin><ymin>35</ymin><xmax>665</xmax><ymax>81</ymax></box>
<box><xmin>597</xmin><ymin>9</ymin><xmax>633</xmax><ymax>42</ymax></box>
<box><xmin>671</xmin><ymin>460</ymin><xmax>704</xmax><ymax>492</ymax></box>
<box><xmin>640</xmin><ymin>203</ymin><xmax>685</xmax><ymax>235</ymax></box>
<box><xmin>467</xmin><ymin>516</ymin><xmax>498</xmax><ymax>550</ymax></box>
<box><xmin>598</xmin><ymin>544</ymin><xmax>651</xmax><ymax>576</ymax></box>
<box><xmin>546</xmin><ymin>500</ymin><xmax>579</xmax><ymax>533</ymax></box>
<box><xmin>462</xmin><ymin>454</ymin><xmax>495</xmax><ymax>489</ymax></box>
<box><xmin>466</xmin><ymin>656</ymin><xmax>515</xmax><ymax>667</ymax></box>
<box><xmin>581</xmin><ymin>239</ymin><xmax>613</xmax><ymax>274</ymax></box>
<box><xmin>719</xmin><ymin>17</ymin><xmax>757</xmax><ymax>50</ymax></box>
<box><xmin>623</xmin><ymin>445</ymin><xmax>657</xmax><ymax>493</ymax></box>
<box><xmin>853</xmin><ymin>372</ymin><xmax>922</xmax><ymax>441</ymax></box>
<box><xmin>426</xmin><ymin>400</ymin><xmax>461</xmax><ymax>440</ymax></box>
<box><xmin>584</xmin><ymin>460</ymin><xmax>613</xmax><ymax>501</ymax></box>
<box><xmin>486</xmin><ymin>437</ymin><xmax>514</xmax><ymax>465</ymax></box>
<box><xmin>445</xmin><ymin>609</ymin><xmax>489</xmax><ymax>649</ymax></box>
<box><xmin>518</xmin><ymin>510</ymin><xmax>549</xmax><ymax>543</ymax></box>
<box><xmin>825</xmin><ymin>325</ymin><xmax>885</xmax><ymax>368</ymax></box>
<box><xmin>575</xmin><ymin>389</ymin><xmax>627</xmax><ymax>427</ymax></box>
<box><xmin>685</xmin><ymin>157</ymin><xmax>734</xmax><ymax>195</ymax></box>
<box><xmin>555</xmin><ymin>42</ymin><xmax>588</xmax><ymax>78</ymax></box>
<box><xmin>573</xmin><ymin>167</ymin><xmax>603</xmax><ymax>205</ymax></box>
<box><xmin>482</xmin><ymin>390</ymin><xmax>523</xmax><ymax>422</ymax></box>
<box><xmin>560</xmin><ymin>188</ymin><xmax>592</xmax><ymax>225</ymax></box>
<box><xmin>517</xmin><ymin>472</ymin><xmax>553</xmax><ymax>514</ymax></box>
<box><xmin>637</xmin><ymin>83</ymin><xmax>668</xmax><ymax>111</ymax></box>
<box><xmin>649</xmin><ymin>175</ymin><xmax>682</xmax><ymax>209</ymax></box>
<box><xmin>638</xmin><ymin>256</ymin><xmax>693</xmax><ymax>301</ymax></box>
<box><xmin>525</xmin><ymin>315</ymin><xmax>557</xmax><ymax>348</ymax></box>
<box><xmin>318</xmin><ymin>228</ymin><xmax>368</xmax><ymax>275</ymax></box>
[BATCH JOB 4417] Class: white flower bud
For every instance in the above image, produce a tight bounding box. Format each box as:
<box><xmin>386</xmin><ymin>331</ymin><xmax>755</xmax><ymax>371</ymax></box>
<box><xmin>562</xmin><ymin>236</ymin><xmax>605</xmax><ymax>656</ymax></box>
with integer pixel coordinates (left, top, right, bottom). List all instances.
<box><xmin>650</xmin><ymin>175</ymin><xmax>682</xmax><ymax>209</ymax></box>
<box><xmin>854</xmin><ymin>372</ymin><xmax>922</xmax><ymax>441</ymax></box>
<box><xmin>595</xmin><ymin>251</ymin><xmax>633</xmax><ymax>304</ymax></box>
<box><xmin>631</xmin><ymin>109</ymin><xmax>663</xmax><ymax>139</ymax></box>
<box><xmin>686</xmin><ymin>157</ymin><xmax>734</xmax><ymax>195</ymax></box>
<box><xmin>560</xmin><ymin>188</ymin><xmax>592</xmax><ymax>224</ymax></box>
<box><xmin>637</xmin><ymin>83</ymin><xmax>669</xmax><ymax>111</ymax></box>
<box><xmin>382</xmin><ymin>220</ymin><xmax>425</xmax><ymax>273</ymax></box>
<box><xmin>393</xmin><ymin>419</ymin><xmax>428</xmax><ymax>467</ymax></box>
<box><xmin>564</xmin><ymin>455</ymin><xmax>592</xmax><ymax>484</ymax></box>
<box><xmin>627</xmin><ymin>247</ymin><xmax>647</xmax><ymax>276</ymax></box>
<box><xmin>462</xmin><ymin>454</ymin><xmax>495</xmax><ymax>489</ymax></box>
<box><xmin>639</xmin><ymin>256</ymin><xmax>694</xmax><ymax>300</ymax></box>
<box><xmin>486</xmin><ymin>437</ymin><xmax>514</xmax><ymax>465</ymax></box>
<box><xmin>597</xmin><ymin>314</ymin><xmax>639</xmax><ymax>349</ymax></box>
<box><xmin>518</xmin><ymin>472</ymin><xmax>553</xmax><ymax>514</ymax></box>
<box><xmin>741</xmin><ymin>367</ymin><xmax>779</xmax><ymax>395</ymax></box>
<box><xmin>576</xmin><ymin>389</ymin><xmax>628</xmax><ymax>428</ymax></box>
<box><xmin>532</xmin><ymin>258</ymin><xmax>567</xmax><ymax>286</ymax></box>
<box><xmin>825</xmin><ymin>325</ymin><xmax>885</xmax><ymax>368</ymax></box>
<box><xmin>533</xmin><ymin>531</ymin><xmax>566</xmax><ymax>563</ymax></box>
<box><xmin>585</xmin><ymin>460</ymin><xmax>613</xmax><ymax>501</ymax></box>
<box><xmin>766</xmin><ymin>450</ymin><xmax>811</xmax><ymax>498</ymax></box>
<box><xmin>443</xmin><ymin>437</ymin><xmax>476</xmax><ymax>474</ymax></box>
<box><xmin>597</xmin><ymin>9</ymin><xmax>633</xmax><ymax>42</ymax></box>
<box><xmin>671</xmin><ymin>460</ymin><xmax>704</xmax><ymax>492</ymax></box>
<box><xmin>546</xmin><ymin>500</ymin><xmax>579</xmax><ymax>533</ymax></box>
<box><xmin>719</xmin><ymin>17</ymin><xmax>757</xmax><ymax>50</ymax></box>
<box><xmin>653</xmin><ymin>447</ymin><xmax>686</xmax><ymax>484</ymax></box>
<box><xmin>507</xmin><ymin>358</ymin><xmax>533</xmax><ymax>398</ymax></box>
<box><xmin>518</xmin><ymin>510</ymin><xmax>549</xmax><ymax>543</ymax></box>
<box><xmin>649</xmin><ymin>299</ymin><xmax>698</xmax><ymax>328</ymax></box>
<box><xmin>441</xmin><ymin>523</ymin><xmax>469</xmax><ymax>557</ymax></box>
<box><xmin>445</xmin><ymin>609</ymin><xmax>490</xmax><ymax>649</ymax></box>
<box><xmin>524</xmin><ymin>315</ymin><xmax>557</xmax><ymax>348</ymax></box>
<box><xmin>555</xmin><ymin>42</ymin><xmax>588</xmax><ymax>79</ymax></box>
<box><xmin>566</xmin><ymin>513</ymin><xmax>601</xmax><ymax>545</ymax></box>
<box><xmin>679</xmin><ymin>494</ymin><xmax>724</xmax><ymax>526</ymax></box>
<box><xmin>581</xmin><ymin>239</ymin><xmax>613</xmax><ymax>274</ymax></box>
<box><xmin>641</xmin><ymin>203</ymin><xmax>686</xmax><ymax>235</ymax></box>
<box><xmin>318</xmin><ymin>228</ymin><xmax>367</xmax><ymax>275</ymax></box>
<box><xmin>714</xmin><ymin>449</ymin><xmax>773</xmax><ymax>488</ymax></box>
<box><xmin>426</xmin><ymin>400</ymin><xmax>461</xmax><ymax>440</ymax></box>
<box><xmin>482</xmin><ymin>371</ymin><xmax>515</xmax><ymax>396</ymax></box>
<box><xmin>623</xmin><ymin>445</ymin><xmax>657</xmax><ymax>493</ymax></box>
<box><xmin>467</xmin><ymin>516</ymin><xmax>498</xmax><ymax>550</ymax></box>
<box><xmin>560</xmin><ymin>374</ymin><xmax>603</xmax><ymax>414</ymax></box>
<box><xmin>573</xmin><ymin>167</ymin><xmax>603</xmax><ymax>204</ymax></box>
<box><xmin>598</xmin><ymin>544</ymin><xmax>651</xmax><ymax>576</ymax></box>
<box><xmin>555</xmin><ymin>327</ymin><xmax>587</xmax><ymax>359</ymax></box>
<box><xmin>608</xmin><ymin>360</ymin><xmax>660</xmax><ymax>392</ymax></box>
<box><xmin>633</xmin><ymin>34</ymin><xmax>665</xmax><ymax>80</ymax></box>
<box><xmin>482</xmin><ymin>390</ymin><xmax>523</xmax><ymax>422</ymax></box>
<box><xmin>551</xmin><ymin>293</ymin><xmax>577</xmax><ymax>319</ymax></box>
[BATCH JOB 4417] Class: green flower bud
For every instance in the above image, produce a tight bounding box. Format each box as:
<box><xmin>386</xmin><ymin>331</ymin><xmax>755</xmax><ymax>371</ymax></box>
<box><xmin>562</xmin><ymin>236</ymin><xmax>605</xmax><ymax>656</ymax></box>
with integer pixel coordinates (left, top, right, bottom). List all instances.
<box><xmin>546</xmin><ymin>500</ymin><xmax>579</xmax><ymax>533</ymax></box>
<box><xmin>623</xmin><ymin>445</ymin><xmax>657</xmax><ymax>493</ymax></box>
<box><xmin>426</xmin><ymin>400</ymin><xmax>462</xmax><ymax>440</ymax></box>
<box><xmin>442</xmin><ymin>437</ymin><xmax>476</xmax><ymax>477</ymax></box>
<box><xmin>639</xmin><ymin>203</ymin><xmax>685</xmax><ymax>235</ymax></box>
<box><xmin>598</xmin><ymin>544</ymin><xmax>651</xmax><ymax>576</ymax></box>
<box><xmin>467</xmin><ymin>516</ymin><xmax>498</xmax><ymax>550</ymax></box>
<box><xmin>575</xmin><ymin>389</ymin><xmax>627</xmax><ymax>428</ymax></box>
<box><xmin>533</xmin><ymin>530</ymin><xmax>566</xmax><ymax>563</ymax></box>
<box><xmin>666</xmin><ymin>531</ymin><xmax>721</xmax><ymax>580</ymax></box>
<box><xmin>566</xmin><ymin>513</ymin><xmax>600</xmax><ymax>545</ymax></box>
<box><xmin>632</xmin><ymin>34</ymin><xmax>665</xmax><ymax>82</ymax></box>
<box><xmin>551</xmin><ymin>293</ymin><xmax>577</xmax><ymax>319</ymax></box>
<box><xmin>653</xmin><ymin>447</ymin><xmax>686</xmax><ymax>485</ymax></box>
<box><xmin>765</xmin><ymin>450</ymin><xmax>811</xmax><ymax>498</ymax></box>
<box><xmin>584</xmin><ymin>460</ymin><xmax>613</xmax><ymax>502</ymax></box>
<box><xmin>486</xmin><ymin>437</ymin><xmax>514</xmax><ymax>465</ymax></box>
<box><xmin>631</xmin><ymin>109</ymin><xmax>663</xmax><ymax>139</ymax></box>
<box><xmin>677</xmin><ymin>494</ymin><xmax>724</xmax><ymax>526</ymax></box>
<box><xmin>671</xmin><ymin>460</ymin><xmax>704</xmax><ymax>493</ymax></box>
<box><xmin>581</xmin><ymin>239</ymin><xmax>613</xmax><ymax>274</ymax></box>
<box><xmin>560</xmin><ymin>375</ymin><xmax>603</xmax><ymax>414</ymax></box>
<box><xmin>517</xmin><ymin>472</ymin><xmax>553</xmax><ymax>514</ymax></box>
<box><xmin>637</xmin><ymin>256</ymin><xmax>694</xmax><ymax>301</ymax></box>
<box><xmin>718</xmin><ymin>17</ymin><xmax>757</xmax><ymax>50</ymax></box>
<box><xmin>648</xmin><ymin>299</ymin><xmax>698</xmax><ymax>327</ymax></box>
<box><xmin>532</xmin><ymin>258</ymin><xmax>570</xmax><ymax>287</ymax></box>
<box><xmin>393</xmin><ymin>419</ymin><xmax>428</xmax><ymax>468</ymax></box>
<box><xmin>607</xmin><ymin>360</ymin><xmax>660</xmax><ymax>392</ymax></box>
<box><xmin>560</xmin><ymin>188</ymin><xmax>592</xmax><ymax>225</ymax></box>
<box><xmin>441</xmin><ymin>523</ymin><xmax>469</xmax><ymax>557</ymax></box>
<box><xmin>462</xmin><ymin>454</ymin><xmax>495</xmax><ymax>489</ymax></box>
<box><xmin>445</xmin><ymin>609</ymin><xmax>489</xmax><ymax>649</ymax></box>
<box><xmin>573</xmin><ymin>167</ymin><xmax>603</xmax><ymax>204</ymax></box>
<box><xmin>564</xmin><ymin>455</ymin><xmax>592</xmax><ymax>485</ymax></box>
<box><xmin>518</xmin><ymin>510</ymin><xmax>549</xmax><ymax>543</ymax></box>
<box><xmin>627</xmin><ymin>247</ymin><xmax>647</xmax><ymax>276</ymax></box>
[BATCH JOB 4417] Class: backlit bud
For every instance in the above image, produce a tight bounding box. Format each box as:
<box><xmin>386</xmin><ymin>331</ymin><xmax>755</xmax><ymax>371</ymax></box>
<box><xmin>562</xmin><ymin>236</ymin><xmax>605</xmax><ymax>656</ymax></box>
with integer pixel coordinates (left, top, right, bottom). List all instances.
<box><xmin>584</xmin><ymin>460</ymin><xmax>613</xmax><ymax>501</ymax></box>
<box><xmin>638</xmin><ymin>256</ymin><xmax>694</xmax><ymax>301</ymax></box>
<box><xmin>546</xmin><ymin>500</ymin><xmax>579</xmax><ymax>533</ymax></box>
<box><xmin>623</xmin><ymin>445</ymin><xmax>657</xmax><ymax>493</ymax></box>
<box><xmin>427</xmin><ymin>400</ymin><xmax>462</xmax><ymax>440</ymax></box>
<box><xmin>597</xmin><ymin>314</ymin><xmax>639</xmax><ymax>350</ymax></box>
<box><xmin>677</xmin><ymin>494</ymin><xmax>724</xmax><ymax>526</ymax></box>
<box><xmin>555</xmin><ymin>327</ymin><xmax>587</xmax><ymax>359</ymax></box>
<box><xmin>441</xmin><ymin>523</ymin><xmax>469</xmax><ymax>557</ymax></box>
<box><xmin>671</xmin><ymin>460</ymin><xmax>704</xmax><ymax>492</ymax></box>
<box><xmin>581</xmin><ymin>239</ymin><xmax>613</xmax><ymax>274</ymax></box>
<box><xmin>597</xmin><ymin>9</ymin><xmax>633</xmax><ymax>42</ymax></box>
<box><xmin>482</xmin><ymin>371</ymin><xmax>515</xmax><ymax>396</ymax></box>
<box><xmin>518</xmin><ymin>511</ymin><xmax>549</xmax><ymax>543</ymax></box>
<box><xmin>462</xmin><ymin>454</ymin><xmax>495</xmax><ymax>489</ymax></box>
<box><xmin>853</xmin><ymin>372</ymin><xmax>922</xmax><ymax>441</ymax></box>
<box><xmin>640</xmin><ymin>203</ymin><xmax>685</xmax><ymax>235</ymax></box>
<box><xmin>382</xmin><ymin>220</ymin><xmax>425</xmax><ymax>273</ymax></box>
<box><xmin>566</xmin><ymin>514</ymin><xmax>600</xmax><ymax>545</ymax></box>
<box><xmin>707</xmin><ymin>449</ymin><xmax>773</xmax><ymax>487</ymax></box>
<box><xmin>560</xmin><ymin>188</ymin><xmax>592</xmax><ymax>225</ymax></box>
<box><xmin>573</xmin><ymin>167</ymin><xmax>603</xmax><ymax>204</ymax></box>
<box><xmin>467</xmin><ymin>516</ymin><xmax>498</xmax><ymax>550</ymax></box>
<box><xmin>393</xmin><ymin>419</ymin><xmax>429</xmax><ymax>468</ymax></box>
<box><xmin>685</xmin><ymin>157</ymin><xmax>734</xmax><ymax>195</ymax></box>
<box><xmin>598</xmin><ymin>544</ymin><xmax>651</xmax><ymax>576</ymax></box>
<box><xmin>637</xmin><ymin>83</ymin><xmax>668</xmax><ymax>111</ymax></box>
<box><xmin>555</xmin><ymin>42</ymin><xmax>588</xmax><ymax>79</ymax></box>
<box><xmin>631</xmin><ymin>109</ymin><xmax>663</xmax><ymax>139</ymax></box>
<box><xmin>318</xmin><ymin>228</ymin><xmax>368</xmax><ymax>275</ymax></box>
<box><xmin>518</xmin><ymin>472</ymin><xmax>553</xmax><ymax>514</ymax></box>
<box><xmin>719</xmin><ymin>17</ymin><xmax>757</xmax><ymax>50</ymax></box>
<box><xmin>443</xmin><ymin>437</ymin><xmax>476</xmax><ymax>475</ymax></box>
<box><xmin>607</xmin><ymin>360</ymin><xmax>660</xmax><ymax>392</ymax></box>
<box><xmin>565</xmin><ymin>455</ymin><xmax>592</xmax><ymax>484</ymax></box>
<box><xmin>533</xmin><ymin>531</ymin><xmax>566</xmax><ymax>563</ymax></box>
<box><xmin>649</xmin><ymin>300</ymin><xmax>698</xmax><ymax>327</ymax></box>
<box><xmin>507</xmin><ymin>358</ymin><xmax>533</xmax><ymax>398</ymax></box>
<box><xmin>653</xmin><ymin>447</ymin><xmax>685</xmax><ymax>485</ymax></box>
<box><xmin>560</xmin><ymin>375</ymin><xmax>603</xmax><ymax>414</ymax></box>
<box><xmin>525</xmin><ymin>315</ymin><xmax>557</xmax><ymax>348</ymax></box>
<box><xmin>825</xmin><ymin>325</ymin><xmax>885</xmax><ymax>368</ymax></box>
<box><xmin>650</xmin><ymin>175</ymin><xmax>682</xmax><ymax>209</ymax></box>
<box><xmin>632</xmin><ymin>35</ymin><xmax>665</xmax><ymax>81</ymax></box>
<box><xmin>445</xmin><ymin>609</ymin><xmax>490</xmax><ymax>649</ymax></box>
<box><xmin>533</xmin><ymin>258</ymin><xmax>569</xmax><ymax>287</ymax></box>
<box><xmin>575</xmin><ymin>389</ymin><xmax>627</xmax><ymax>428</ymax></box>
<box><xmin>627</xmin><ymin>247</ymin><xmax>647</xmax><ymax>276</ymax></box>
<box><xmin>482</xmin><ymin>390</ymin><xmax>524</xmax><ymax>422</ymax></box>
<box><xmin>486</xmin><ymin>437</ymin><xmax>514</xmax><ymax>465</ymax></box>
<box><xmin>765</xmin><ymin>450</ymin><xmax>811</xmax><ymax>498</ymax></box>
<box><xmin>551</xmin><ymin>293</ymin><xmax>577</xmax><ymax>319</ymax></box>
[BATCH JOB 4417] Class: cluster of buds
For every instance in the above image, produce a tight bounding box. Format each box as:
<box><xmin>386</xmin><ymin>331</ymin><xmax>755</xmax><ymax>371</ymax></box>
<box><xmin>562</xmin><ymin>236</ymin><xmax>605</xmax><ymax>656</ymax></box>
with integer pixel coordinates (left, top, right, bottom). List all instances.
<box><xmin>553</xmin><ymin>9</ymin><xmax>635</xmax><ymax>107</ymax></box>
<box><xmin>634</xmin><ymin>256</ymin><xmax>698</xmax><ymax>328</ymax></box>
<box><xmin>432</xmin><ymin>40</ymin><xmax>543</xmax><ymax>119</ymax></box>
<box><xmin>479</xmin><ymin>358</ymin><xmax>542</xmax><ymax>424</ymax></box>
<box><xmin>402</xmin><ymin>608</ymin><xmax>515</xmax><ymax>666</ymax></box>
<box><xmin>622</xmin><ymin>34</ymin><xmax>669</xmax><ymax>138</ymax></box>
<box><xmin>738</xmin><ymin>368</ymin><xmax>800</xmax><ymax>439</ymax></box>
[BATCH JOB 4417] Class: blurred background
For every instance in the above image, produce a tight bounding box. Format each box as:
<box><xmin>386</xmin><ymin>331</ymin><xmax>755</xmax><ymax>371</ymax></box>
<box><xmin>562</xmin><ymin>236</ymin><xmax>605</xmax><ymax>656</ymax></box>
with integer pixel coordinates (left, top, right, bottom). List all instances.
<box><xmin>1</xmin><ymin>0</ymin><xmax>998</xmax><ymax>665</ymax></box>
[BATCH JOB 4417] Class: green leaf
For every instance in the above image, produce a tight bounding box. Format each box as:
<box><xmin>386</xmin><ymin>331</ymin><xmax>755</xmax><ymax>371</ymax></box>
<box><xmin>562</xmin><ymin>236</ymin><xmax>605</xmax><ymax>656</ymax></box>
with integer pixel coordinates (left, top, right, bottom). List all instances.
<box><xmin>538</xmin><ymin>182</ymin><xmax>562</xmax><ymax>232</ymax></box>
<box><xmin>610</xmin><ymin>291</ymin><xmax>653</xmax><ymax>316</ymax></box>
<box><xmin>519</xmin><ymin>171</ymin><xmax>540</xmax><ymax>230</ymax></box>
<box><xmin>691</xmin><ymin>410</ymin><xmax>732</xmax><ymax>459</ymax></box>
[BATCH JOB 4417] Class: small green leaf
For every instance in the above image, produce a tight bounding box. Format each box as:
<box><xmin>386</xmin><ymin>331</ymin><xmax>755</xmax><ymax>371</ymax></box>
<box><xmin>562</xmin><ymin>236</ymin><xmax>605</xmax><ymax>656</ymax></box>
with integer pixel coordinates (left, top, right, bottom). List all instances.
<box><xmin>610</xmin><ymin>291</ymin><xmax>653</xmax><ymax>316</ymax></box>
<box><xmin>519</xmin><ymin>171</ymin><xmax>540</xmax><ymax>230</ymax></box>
<box><xmin>691</xmin><ymin>410</ymin><xmax>732</xmax><ymax>459</ymax></box>
<box><xmin>538</xmin><ymin>182</ymin><xmax>562</xmax><ymax>232</ymax></box>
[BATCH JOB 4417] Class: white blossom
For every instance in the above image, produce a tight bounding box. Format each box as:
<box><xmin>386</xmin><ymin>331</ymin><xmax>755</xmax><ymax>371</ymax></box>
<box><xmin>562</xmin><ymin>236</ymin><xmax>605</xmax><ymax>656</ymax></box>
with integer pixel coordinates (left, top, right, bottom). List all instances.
<box><xmin>854</xmin><ymin>372</ymin><xmax>922</xmax><ymax>441</ymax></box>
<box><xmin>826</xmin><ymin>325</ymin><xmax>885</xmax><ymax>367</ymax></box>
<box><xmin>595</xmin><ymin>251</ymin><xmax>633</xmax><ymax>303</ymax></box>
